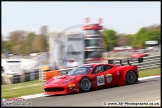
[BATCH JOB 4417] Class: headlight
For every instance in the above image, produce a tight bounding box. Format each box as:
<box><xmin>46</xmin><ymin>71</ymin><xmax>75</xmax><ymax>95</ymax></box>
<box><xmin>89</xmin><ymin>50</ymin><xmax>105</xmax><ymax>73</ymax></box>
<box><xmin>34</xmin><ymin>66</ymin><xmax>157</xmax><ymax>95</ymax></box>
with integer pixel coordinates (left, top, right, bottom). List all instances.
<box><xmin>63</xmin><ymin>77</ymin><xmax>77</xmax><ymax>84</ymax></box>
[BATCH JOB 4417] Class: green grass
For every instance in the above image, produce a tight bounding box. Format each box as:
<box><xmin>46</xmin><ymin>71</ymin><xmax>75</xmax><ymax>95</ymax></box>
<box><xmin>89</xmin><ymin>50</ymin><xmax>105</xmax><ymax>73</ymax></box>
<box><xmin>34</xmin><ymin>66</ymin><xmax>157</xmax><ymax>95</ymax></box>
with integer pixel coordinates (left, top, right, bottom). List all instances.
<box><xmin>1</xmin><ymin>68</ymin><xmax>160</xmax><ymax>98</ymax></box>
<box><xmin>2</xmin><ymin>80</ymin><xmax>44</xmax><ymax>98</ymax></box>
<box><xmin>139</xmin><ymin>68</ymin><xmax>161</xmax><ymax>78</ymax></box>
<box><xmin>2</xmin><ymin>80</ymin><xmax>42</xmax><ymax>90</ymax></box>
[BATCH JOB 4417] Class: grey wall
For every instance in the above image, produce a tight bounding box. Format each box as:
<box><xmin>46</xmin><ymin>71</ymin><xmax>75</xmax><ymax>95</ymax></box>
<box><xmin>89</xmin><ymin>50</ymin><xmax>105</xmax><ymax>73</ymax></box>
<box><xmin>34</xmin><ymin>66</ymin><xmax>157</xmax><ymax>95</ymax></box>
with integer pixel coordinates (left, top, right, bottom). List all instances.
<box><xmin>31</xmin><ymin>52</ymin><xmax>49</xmax><ymax>62</ymax></box>
<box><xmin>62</xmin><ymin>34</ymin><xmax>85</xmax><ymax>65</ymax></box>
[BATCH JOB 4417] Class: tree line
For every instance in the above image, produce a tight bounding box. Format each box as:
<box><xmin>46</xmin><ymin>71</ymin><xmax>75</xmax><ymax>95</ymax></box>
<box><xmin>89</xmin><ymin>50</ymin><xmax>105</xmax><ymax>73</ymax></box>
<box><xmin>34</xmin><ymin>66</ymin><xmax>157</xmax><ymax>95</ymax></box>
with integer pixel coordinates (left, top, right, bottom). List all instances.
<box><xmin>103</xmin><ymin>24</ymin><xmax>161</xmax><ymax>51</ymax></box>
<box><xmin>2</xmin><ymin>26</ymin><xmax>49</xmax><ymax>54</ymax></box>
<box><xmin>1</xmin><ymin>24</ymin><xmax>161</xmax><ymax>54</ymax></box>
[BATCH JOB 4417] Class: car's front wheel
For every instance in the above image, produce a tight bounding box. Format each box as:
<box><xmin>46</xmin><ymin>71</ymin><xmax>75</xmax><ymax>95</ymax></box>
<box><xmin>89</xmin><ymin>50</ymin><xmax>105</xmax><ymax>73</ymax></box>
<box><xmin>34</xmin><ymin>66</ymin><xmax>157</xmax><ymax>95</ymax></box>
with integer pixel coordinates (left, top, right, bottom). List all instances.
<box><xmin>126</xmin><ymin>71</ymin><xmax>137</xmax><ymax>85</ymax></box>
<box><xmin>80</xmin><ymin>77</ymin><xmax>92</xmax><ymax>92</ymax></box>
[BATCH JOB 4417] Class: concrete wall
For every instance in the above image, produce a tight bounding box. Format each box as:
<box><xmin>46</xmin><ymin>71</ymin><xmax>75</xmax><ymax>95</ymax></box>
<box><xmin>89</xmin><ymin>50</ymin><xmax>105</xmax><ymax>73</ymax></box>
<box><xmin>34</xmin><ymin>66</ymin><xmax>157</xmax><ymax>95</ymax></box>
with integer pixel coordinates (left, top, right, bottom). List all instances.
<box><xmin>31</xmin><ymin>52</ymin><xmax>49</xmax><ymax>62</ymax></box>
<box><xmin>62</xmin><ymin>34</ymin><xmax>85</xmax><ymax>65</ymax></box>
<box><xmin>49</xmin><ymin>33</ymin><xmax>85</xmax><ymax>67</ymax></box>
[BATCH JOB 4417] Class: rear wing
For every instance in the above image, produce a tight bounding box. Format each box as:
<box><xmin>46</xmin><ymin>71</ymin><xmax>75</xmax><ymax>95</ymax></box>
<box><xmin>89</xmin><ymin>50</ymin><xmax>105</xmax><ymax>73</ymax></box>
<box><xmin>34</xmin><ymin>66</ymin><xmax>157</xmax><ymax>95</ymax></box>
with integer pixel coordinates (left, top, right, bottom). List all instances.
<box><xmin>108</xmin><ymin>58</ymin><xmax>143</xmax><ymax>66</ymax></box>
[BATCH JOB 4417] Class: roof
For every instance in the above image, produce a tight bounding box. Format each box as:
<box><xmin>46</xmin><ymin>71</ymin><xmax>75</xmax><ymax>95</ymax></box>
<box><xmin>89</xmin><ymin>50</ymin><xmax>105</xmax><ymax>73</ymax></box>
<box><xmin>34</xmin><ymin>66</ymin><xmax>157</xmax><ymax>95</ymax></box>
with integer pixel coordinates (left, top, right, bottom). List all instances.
<box><xmin>67</xmin><ymin>58</ymin><xmax>75</xmax><ymax>60</ymax></box>
<box><xmin>83</xmin><ymin>62</ymin><xmax>120</xmax><ymax>67</ymax></box>
<box><xmin>82</xmin><ymin>63</ymin><xmax>109</xmax><ymax>66</ymax></box>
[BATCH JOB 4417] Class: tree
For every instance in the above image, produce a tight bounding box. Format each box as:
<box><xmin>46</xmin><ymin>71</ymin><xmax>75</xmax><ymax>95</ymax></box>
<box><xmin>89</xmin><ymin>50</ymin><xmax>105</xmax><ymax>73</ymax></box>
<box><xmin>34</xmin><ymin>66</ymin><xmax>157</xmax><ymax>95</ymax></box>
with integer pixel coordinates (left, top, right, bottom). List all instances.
<box><xmin>8</xmin><ymin>30</ymin><xmax>27</xmax><ymax>54</ymax></box>
<box><xmin>25</xmin><ymin>32</ymin><xmax>37</xmax><ymax>54</ymax></box>
<box><xmin>8</xmin><ymin>30</ymin><xmax>26</xmax><ymax>46</ymax></box>
<box><xmin>11</xmin><ymin>45</ymin><xmax>21</xmax><ymax>54</ymax></box>
<box><xmin>1</xmin><ymin>41</ymin><xmax>11</xmax><ymax>53</ymax></box>
<box><xmin>131</xmin><ymin>26</ymin><xmax>161</xmax><ymax>48</ymax></box>
<box><xmin>31</xmin><ymin>35</ymin><xmax>40</xmax><ymax>52</ymax></box>
<box><xmin>117</xmin><ymin>34</ymin><xmax>132</xmax><ymax>46</ymax></box>
<box><xmin>142</xmin><ymin>30</ymin><xmax>161</xmax><ymax>47</ymax></box>
<box><xmin>40</xmin><ymin>25</ymin><xmax>48</xmax><ymax>36</ymax></box>
<box><xmin>31</xmin><ymin>34</ymin><xmax>48</xmax><ymax>52</ymax></box>
<box><xmin>31</xmin><ymin>26</ymin><xmax>49</xmax><ymax>52</ymax></box>
<box><xmin>102</xmin><ymin>29</ymin><xmax>118</xmax><ymax>51</ymax></box>
<box><xmin>40</xmin><ymin>26</ymin><xmax>49</xmax><ymax>51</ymax></box>
<box><xmin>146</xmin><ymin>24</ymin><xmax>161</xmax><ymax>31</ymax></box>
<box><xmin>131</xmin><ymin>25</ymin><xmax>161</xmax><ymax>47</ymax></box>
<box><xmin>131</xmin><ymin>27</ymin><xmax>147</xmax><ymax>48</ymax></box>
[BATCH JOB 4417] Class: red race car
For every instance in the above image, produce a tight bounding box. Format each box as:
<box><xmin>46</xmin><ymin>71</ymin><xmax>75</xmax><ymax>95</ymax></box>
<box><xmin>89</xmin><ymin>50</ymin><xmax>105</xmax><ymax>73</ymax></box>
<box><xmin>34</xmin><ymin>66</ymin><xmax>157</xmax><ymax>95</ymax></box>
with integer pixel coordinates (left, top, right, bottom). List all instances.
<box><xmin>44</xmin><ymin>58</ymin><xmax>143</xmax><ymax>95</ymax></box>
<box><xmin>129</xmin><ymin>53</ymin><xmax>149</xmax><ymax>59</ymax></box>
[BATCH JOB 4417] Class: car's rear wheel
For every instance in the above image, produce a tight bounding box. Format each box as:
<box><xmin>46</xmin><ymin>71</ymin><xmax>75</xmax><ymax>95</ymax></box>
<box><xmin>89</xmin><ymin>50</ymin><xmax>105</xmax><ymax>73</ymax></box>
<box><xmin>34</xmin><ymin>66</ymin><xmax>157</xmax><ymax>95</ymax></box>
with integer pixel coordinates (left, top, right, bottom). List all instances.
<box><xmin>126</xmin><ymin>71</ymin><xmax>137</xmax><ymax>85</ymax></box>
<box><xmin>80</xmin><ymin>77</ymin><xmax>92</xmax><ymax>92</ymax></box>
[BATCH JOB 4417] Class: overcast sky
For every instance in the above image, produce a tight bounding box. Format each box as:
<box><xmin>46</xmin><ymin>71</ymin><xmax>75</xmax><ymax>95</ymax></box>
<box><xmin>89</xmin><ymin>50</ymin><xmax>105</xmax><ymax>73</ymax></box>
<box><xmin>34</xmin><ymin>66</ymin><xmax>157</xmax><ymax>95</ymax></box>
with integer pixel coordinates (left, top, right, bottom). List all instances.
<box><xmin>2</xmin><ymin>1</ymin><xmax>161</xmax><ymax>37</ymax></box>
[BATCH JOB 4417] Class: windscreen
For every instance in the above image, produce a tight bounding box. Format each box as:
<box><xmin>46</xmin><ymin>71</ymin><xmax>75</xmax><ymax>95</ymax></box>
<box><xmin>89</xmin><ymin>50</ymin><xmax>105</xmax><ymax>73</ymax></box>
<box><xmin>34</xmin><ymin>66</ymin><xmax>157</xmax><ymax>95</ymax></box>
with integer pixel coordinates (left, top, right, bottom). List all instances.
<box><xmin>67</xmin><ymin>65</ymin><xmax>94</xmax><ymax>75</ymax></box>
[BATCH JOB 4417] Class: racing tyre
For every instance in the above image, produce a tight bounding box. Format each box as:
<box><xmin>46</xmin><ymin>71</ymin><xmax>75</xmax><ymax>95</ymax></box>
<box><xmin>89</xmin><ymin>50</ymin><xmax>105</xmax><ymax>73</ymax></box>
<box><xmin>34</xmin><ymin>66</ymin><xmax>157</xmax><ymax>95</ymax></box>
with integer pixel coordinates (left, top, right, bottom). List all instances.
<box><xmin>126</xmin><ymin>71</ymin><xmax>137</xmax><ymax>85</ymax></box>
<box><xmin>80</xmin><ymin>77</ymin><xmax>92</xmax><ymax>92</ymax></box>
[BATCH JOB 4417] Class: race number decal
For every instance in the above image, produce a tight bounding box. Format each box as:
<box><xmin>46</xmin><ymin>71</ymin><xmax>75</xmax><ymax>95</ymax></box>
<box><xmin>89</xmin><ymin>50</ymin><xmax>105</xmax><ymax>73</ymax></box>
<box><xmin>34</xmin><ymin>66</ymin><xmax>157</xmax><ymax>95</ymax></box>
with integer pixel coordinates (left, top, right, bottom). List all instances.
<box><xmin>106</xmin><ymin>74</ymin><xmax>112</xmax><ymax>83</ymax></box>
<box><xmin>97</xmin><ymin>75</ymin><xmax>105</xmax><ymax>86</ymax></box>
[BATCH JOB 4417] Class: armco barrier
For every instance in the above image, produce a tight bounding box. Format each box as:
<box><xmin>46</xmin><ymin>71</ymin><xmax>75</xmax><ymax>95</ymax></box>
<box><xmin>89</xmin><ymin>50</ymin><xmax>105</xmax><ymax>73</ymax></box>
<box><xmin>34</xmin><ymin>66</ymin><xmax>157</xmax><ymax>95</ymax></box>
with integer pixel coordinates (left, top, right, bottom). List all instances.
<box><xmin>1</xmin><ymin>55</ymin><xmax>161</xmax><ymax>84</ymax></box>
<box><xmin>112</xmin><ymin>55</ymin><xmax>161</xmax><ymax>71</ymax></box>
<box><xmin>13</xmin><ymin>75</ymin><xmax>20</xmax><ymax>84</ymax></box>
<box><xmin>2</xmin><ymin>69</ymin><xmax>41</xmax><ymax>85</ymax></box>
<box><xmin>41</xmin><ymin>55</ymin><xmax>161</xmax><ymax>82</ymax></box>
<box><xmin>35</xmin><ymin>70</ymin><xmax>39</xmax><ymax>80</ymax></box>
<box><xmin>24</xmin><ymin>72</ymin><xmax>30</xmax><ymax>82</ymax></box>
<box><xmin>59</xmin><ymin>55</ymin><xmax>161</xmax><ymax>75</ymax></box>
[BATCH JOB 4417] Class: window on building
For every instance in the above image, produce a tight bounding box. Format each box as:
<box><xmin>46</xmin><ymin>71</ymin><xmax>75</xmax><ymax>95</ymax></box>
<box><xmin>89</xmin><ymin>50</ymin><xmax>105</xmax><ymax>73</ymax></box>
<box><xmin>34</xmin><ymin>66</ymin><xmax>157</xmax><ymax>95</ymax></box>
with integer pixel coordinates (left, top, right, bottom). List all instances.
<box><xmin>68</xmin><ymin>52</ymin><xmax>81</xmax><ymax>55</ymax></box>
<box><xmin>84</xmin><ymin>30</ymin><xmax>101</xmax><ymax>35</ymax></box>
<box><xmin>68</xmin><ymin>38</ymin><xmax>82</xmax><ymax>41</ymax></box>
<box><xmin>85</xmin><ymin>39</ymin><xmax>103</xmax><ymax>47</ymax></box>
<box><xmin>7</xmin><ymin>61</ymin><xmax>21</xmax><ymax>63</ymax></box>
<box><xmin>84</xmin><ymin>51</ymin><xmax>103</xmax><ymax>59</ymax></box>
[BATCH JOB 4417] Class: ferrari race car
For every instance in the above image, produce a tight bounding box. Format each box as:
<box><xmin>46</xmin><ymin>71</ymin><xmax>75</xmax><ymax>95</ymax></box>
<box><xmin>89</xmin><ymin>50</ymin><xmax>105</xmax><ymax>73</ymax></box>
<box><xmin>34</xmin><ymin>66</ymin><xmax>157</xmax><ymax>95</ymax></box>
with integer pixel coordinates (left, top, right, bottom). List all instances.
<box><xmin>44</xmin><ymin>58</ymin><xmax>143</xmax><ymax>95</ymax></box>
<box><xmin>129</xmin><ymin>53</ymin><xmax>149</xmax><ymax>59</ymax></box>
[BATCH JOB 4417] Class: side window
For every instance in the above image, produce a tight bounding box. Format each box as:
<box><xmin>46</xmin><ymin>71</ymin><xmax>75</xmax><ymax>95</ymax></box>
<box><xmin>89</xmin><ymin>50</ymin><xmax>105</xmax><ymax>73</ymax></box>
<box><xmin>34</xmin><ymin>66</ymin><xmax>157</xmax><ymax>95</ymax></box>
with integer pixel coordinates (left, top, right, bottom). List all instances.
<box><xmin>93</xmin><ymin>65</ymin><xmax>104</xmax><ymax>74</ymax></box>
<box><xmin>104</xmin><ymin>65</ymin><xmax>113</xmax><ymax>71</ymax></box>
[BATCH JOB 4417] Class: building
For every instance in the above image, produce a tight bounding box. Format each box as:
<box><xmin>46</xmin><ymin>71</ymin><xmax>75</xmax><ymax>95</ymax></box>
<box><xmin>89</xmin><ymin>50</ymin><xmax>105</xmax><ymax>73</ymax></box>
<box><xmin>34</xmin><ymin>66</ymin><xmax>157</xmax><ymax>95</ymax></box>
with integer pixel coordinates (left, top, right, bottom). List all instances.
<box><xmin>49</xmin><ymin>18</ymin><xmax>105</xmax><ymax>68</ymax></box>
<box><xmin>83</xmin><ymin>23</ymin><xmax>104</xmax><ymax>63</ymax></box>
<box><xmin>62</xmin><ymin>33</ymin><xmax>85</xmax><ymax>66</ymax></box>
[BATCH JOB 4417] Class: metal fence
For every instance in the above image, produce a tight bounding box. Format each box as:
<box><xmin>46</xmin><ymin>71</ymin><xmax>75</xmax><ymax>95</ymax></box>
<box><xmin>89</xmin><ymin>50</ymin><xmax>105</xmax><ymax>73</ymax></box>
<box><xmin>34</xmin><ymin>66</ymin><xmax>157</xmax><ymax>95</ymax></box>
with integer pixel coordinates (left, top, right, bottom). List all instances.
<box><xmin>112</xmin><ymin>54</ymin><xmax>161</xmax><ymax>71</ymax></box>
<box><xmin>1</xmin><ymin>69</ymin><xmax>40</xmax><ymax>85</ymax></box>
<box><xmin>60</xmin><ymin>54</ymin><xmax>161</xmax><ymax>75</ymax></box>
<box><xmin>1</xmin><ymin>55</ymin><xmax>161</xmax><ymax>85</ymax></box>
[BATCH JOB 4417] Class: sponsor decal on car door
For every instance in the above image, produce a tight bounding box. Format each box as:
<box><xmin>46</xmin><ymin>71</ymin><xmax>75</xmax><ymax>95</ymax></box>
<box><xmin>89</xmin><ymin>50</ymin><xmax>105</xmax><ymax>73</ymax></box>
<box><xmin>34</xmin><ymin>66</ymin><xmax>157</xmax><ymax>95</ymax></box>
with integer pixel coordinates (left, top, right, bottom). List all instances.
<box><xmin>106</xmin><ymin>74</ymin><xmax>112</xmax><ymax>84</ymax></box>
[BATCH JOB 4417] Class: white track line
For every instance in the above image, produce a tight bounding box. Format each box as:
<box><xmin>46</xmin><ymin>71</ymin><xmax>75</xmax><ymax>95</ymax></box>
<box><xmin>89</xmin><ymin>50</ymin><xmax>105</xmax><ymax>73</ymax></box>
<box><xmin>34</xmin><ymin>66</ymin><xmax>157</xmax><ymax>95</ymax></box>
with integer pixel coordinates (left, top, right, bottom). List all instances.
<box><xmin>138</xmin><ymin>75</ymin><xmax>160</xmax><ymax>81</ymax></box>
<box><xmin>20</xmin><ymin>93</ymin><xmax>47</xmax><ymax>99</ymax></box>
<box><xmin>19</xmin><ymin>75</ymin><xmax>160</xmax><ymax>99</ymax></box>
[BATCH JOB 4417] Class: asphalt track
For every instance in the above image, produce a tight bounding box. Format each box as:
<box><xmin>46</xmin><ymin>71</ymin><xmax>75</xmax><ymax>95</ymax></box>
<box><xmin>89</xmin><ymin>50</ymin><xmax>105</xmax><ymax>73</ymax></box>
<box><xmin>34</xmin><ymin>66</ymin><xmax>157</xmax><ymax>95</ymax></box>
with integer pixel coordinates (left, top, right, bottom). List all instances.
<box><xmin>27</xmin><ymin>77</ymin><xmax>161</xmax><ymax>107</ymax></box>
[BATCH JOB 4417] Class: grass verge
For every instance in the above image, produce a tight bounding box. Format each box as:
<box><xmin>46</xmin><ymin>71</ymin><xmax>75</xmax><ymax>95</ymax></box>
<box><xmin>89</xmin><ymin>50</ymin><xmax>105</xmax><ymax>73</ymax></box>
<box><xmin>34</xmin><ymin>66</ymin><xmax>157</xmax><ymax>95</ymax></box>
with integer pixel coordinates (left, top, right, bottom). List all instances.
<box><xmin>2</xmin><ymin>80</ymin><xmax>44</xmax><ymax>98</ymax></box>
<box><xmin>139</xmin><ymin>68</ymin><xmax>160</xmax><ymax>78</ymax></box>
<box><xmin>2</xmin><ymin>68</ymin><xmax>160</xmax><ymax>98</ymax></box>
